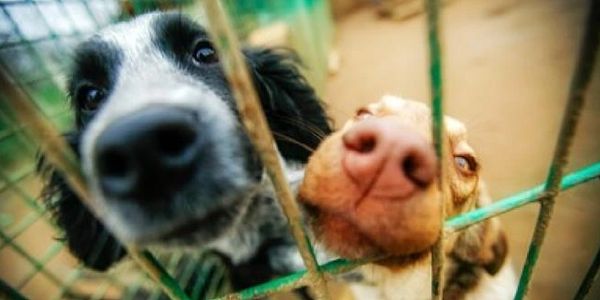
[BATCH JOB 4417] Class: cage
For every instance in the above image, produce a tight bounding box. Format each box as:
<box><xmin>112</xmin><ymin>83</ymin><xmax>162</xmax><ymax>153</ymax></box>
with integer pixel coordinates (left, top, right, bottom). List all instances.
<box><xmin>0</xmin><ymin>0</ymin><xmax>599</xmax><ymax>300</ymax></box>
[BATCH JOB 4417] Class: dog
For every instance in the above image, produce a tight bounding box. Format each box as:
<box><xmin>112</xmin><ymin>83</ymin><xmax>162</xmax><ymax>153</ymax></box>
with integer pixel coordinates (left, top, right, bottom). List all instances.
<box><xmin>299</xmin><ymin>95</ymin><xmax>516</xmax><ymax>299</ymax></box>
<box><xmin>38</xmin><ymin>11</ymin><xmax>331</xmax><ymax>293</ymax></box>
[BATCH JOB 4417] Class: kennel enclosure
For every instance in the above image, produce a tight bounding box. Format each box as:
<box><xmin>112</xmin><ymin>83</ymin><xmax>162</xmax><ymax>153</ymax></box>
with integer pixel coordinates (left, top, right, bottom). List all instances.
<box><xmin>1</xmin><ymin>0</ymin><xmax>599</xmax><ymax>299</ymax></box>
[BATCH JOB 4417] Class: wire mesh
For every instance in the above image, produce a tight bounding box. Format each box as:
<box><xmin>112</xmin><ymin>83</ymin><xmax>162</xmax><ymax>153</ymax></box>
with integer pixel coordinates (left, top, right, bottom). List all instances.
<box><xmin>0</xmin><ymin>0</ymin><xmax>599</xmax><ymax>300</ymax></box>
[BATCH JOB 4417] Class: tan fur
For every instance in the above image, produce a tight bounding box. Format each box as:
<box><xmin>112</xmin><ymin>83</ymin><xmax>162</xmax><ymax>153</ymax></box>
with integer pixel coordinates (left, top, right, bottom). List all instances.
<box><xmin>300</xmin><ymin>95</ymin><xmax>515</xmax><ymax>299</ymax></box>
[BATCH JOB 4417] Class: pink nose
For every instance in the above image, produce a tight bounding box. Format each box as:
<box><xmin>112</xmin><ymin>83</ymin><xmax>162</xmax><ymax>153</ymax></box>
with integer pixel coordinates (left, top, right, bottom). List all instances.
<box><xmin>342</xmin><ymin>118</ymin><xmax>436</xmax><ymax>198</ymax></box>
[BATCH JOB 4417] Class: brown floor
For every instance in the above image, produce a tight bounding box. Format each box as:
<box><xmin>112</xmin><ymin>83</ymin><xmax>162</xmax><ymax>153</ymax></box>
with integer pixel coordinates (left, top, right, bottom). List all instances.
<box><xmin>324</xmin><ymin>0</ymin><xmax>600</xmax><ymax>299</ymax></box>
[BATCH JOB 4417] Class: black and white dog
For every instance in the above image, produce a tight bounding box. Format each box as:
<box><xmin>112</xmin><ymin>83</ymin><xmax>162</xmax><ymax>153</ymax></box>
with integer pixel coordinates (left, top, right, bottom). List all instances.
<box><xmin>39</xmin><ymin>11</ymin><xmax>331</xmax><ymax>291</ymax></box>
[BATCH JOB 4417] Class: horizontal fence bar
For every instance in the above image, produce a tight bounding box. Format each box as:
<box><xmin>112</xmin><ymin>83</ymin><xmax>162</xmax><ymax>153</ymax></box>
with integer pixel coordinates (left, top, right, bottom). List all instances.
<box><xmin>214</xmin><ymin>257</ymin><xmax>375</xmax><ymax>300</ymax></box>
<box><xmin>214</xmin><ymin>162</ymin><xmax>599</xmax><ymax>299</ymax></box>
<box><xmin>199</xmin><ymin>0</ymin><xmax>328</xmax><ymax>299</ymax></box>
<box><xmin>515</xmin><ymin>0</ymin><xmax>600</xmax><ymax>297</ymax></box>
<box><xmin>446</xmin><ymin>162</ymin><xmax>600</xmax><ymax>231</ymax></box>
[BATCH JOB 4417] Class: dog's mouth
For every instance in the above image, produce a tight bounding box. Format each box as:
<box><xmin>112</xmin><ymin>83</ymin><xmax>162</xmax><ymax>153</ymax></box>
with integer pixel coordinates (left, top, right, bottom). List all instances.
<box><xmin>299</xmin><ymin>153</ymin><xmax>442</xmax><ymax>259</ymax></box>
<box><xmin>304</xmin><ymin>202</ymin><xmax>385</xmax><ymax>259</ymax></box>
<box><xmin>306</xmin><ymin>199</ymin><xmax>440</xmax><ymax>261</ymax></box>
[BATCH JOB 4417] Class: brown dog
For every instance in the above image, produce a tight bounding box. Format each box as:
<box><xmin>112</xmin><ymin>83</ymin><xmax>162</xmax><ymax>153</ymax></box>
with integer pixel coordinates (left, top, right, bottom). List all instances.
<box><xmin>299</xmin><ymin>96</ymin><xmax>516</xmax><ymax>299</ymax></box>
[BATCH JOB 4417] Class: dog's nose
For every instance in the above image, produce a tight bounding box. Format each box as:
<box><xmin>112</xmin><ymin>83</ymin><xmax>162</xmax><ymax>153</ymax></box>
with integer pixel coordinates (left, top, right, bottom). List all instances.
<box><xmin>342</xmin><ymin>118</ymin><xmax>436</xmax><ymax>197</ymax></box>
<box><xmin>94</xmin><ymin>107</ymin><xmax>200</xmax><ymax>200</ymax></box>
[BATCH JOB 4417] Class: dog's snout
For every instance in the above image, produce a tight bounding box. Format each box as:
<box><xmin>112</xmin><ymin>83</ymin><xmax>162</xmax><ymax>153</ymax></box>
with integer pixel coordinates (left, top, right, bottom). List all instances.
<box><xmin>342</xmin><ymin>118</ymin><xmax>436</xmax><ymax>196</ymax></box>
<box><xmin>94</xmin><ymin>107</ymin><xmax>200</xmax><ymax>200</ymax></box>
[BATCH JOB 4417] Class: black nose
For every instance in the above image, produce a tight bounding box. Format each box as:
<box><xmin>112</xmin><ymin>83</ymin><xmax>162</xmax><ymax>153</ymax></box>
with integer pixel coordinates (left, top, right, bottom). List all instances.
<box><xmin>94</xmin><ymin>107</ymin><xmax>200</xmax><ymax>200</ymax></box>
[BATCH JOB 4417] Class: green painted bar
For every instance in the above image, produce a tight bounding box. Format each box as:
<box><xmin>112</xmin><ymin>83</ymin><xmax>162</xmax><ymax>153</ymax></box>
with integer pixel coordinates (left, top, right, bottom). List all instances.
<box><xmin>446</xmin><ymin>162</ymin><xmax>600</xmax><ymax>231</ymax></box>
<box><xmin>425</xmin><ymin>0</ymin><xmax>446</xmax><ymax>298</ymax></box>
<box><xmin>213</xmin><ymin>256</ymin><xmax>376</xmax><ymax>300</ymax></box>
<box><xmin>140</xmin><ymin>251</ymin><xmax>191</xmax><ymax>300</ymax></box>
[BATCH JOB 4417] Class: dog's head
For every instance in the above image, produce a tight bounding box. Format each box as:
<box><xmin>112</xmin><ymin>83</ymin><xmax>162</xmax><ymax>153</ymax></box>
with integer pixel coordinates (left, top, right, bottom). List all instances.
<box><xmin>299</xmin><ymin>96</ymin><xmax>484</xmax><ymax>260</ymax></box>
<box><xmin>40</xmin><ymin>12</ymin><xmax>330</xmax><ymax>270</ymax></box>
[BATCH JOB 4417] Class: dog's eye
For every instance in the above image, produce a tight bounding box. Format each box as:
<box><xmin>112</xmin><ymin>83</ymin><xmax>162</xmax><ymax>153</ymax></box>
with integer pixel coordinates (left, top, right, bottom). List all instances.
<box><xmin>355</xmin><ymin>108</ymin><xmax>372</xmax><ymax>120</ymax></box>
<box><xmin>193</xmin><ymin>40</ymin><xmax>218</xmax><ymax>64</ymax></box>
<box><xmin>79</xmin><ymin>86</ymin><xmax>105</xmax><ymax>111</ymax></box>
<box><xmin>454</xmin><ymin>155</ymin><xmax>478</xmax><ymax>175</ymax></box>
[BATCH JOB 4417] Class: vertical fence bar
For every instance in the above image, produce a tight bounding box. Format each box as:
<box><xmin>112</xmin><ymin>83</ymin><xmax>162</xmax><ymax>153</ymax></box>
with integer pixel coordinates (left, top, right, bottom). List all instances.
<box><xmin>0</xmin><ymin>68</ymin><xmax>190</xmax><ymax>300</ymax></box>
<box><xmin>425</xmin><ymin>0</ymin><xmax>446</xmax><ymax>298</ymax></box>
<box><xmin>514</xmin><ymin>1</ymin><xmax>600</xmax><ymax>298</ymax></box>
<box><xmin>574</xmin><ymin>245</ymin><xmax>600</xmax><ymax>300</ymax></box>
<box><xmin>199</xmin><ymin>1</ymin><xmax>329</xmax><ymax>299</ymax></box>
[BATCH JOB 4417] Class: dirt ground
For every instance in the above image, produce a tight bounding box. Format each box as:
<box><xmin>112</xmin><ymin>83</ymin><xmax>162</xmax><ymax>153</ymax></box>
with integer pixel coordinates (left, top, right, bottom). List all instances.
<box><xmin>323</xmin><ymin>0</ymin><xmax>599</xmax><ymax>299</ymax></box>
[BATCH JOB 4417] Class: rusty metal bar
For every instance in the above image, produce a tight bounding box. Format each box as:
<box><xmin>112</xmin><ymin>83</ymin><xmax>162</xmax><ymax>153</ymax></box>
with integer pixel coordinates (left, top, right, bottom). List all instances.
<box><xmin>425</xmin><ymin>0</ymin><xmax>446</xmax><ymax>298</ymax></box>
<box><xmin>199</xmin><ymin>1</ymin><xmax>329</xmax><ymax>299</ymax></box>
<box><xmin>514</xmin><ymin>0</ymin><xmax>600</xmax><ymax>298</ymax></box>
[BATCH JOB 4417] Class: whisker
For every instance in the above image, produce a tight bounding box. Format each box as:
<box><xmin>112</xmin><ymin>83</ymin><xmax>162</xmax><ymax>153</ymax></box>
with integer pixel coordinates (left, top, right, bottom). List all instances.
<box><xmin>272</xmin><ymin>115</ymin><xmax>327</xmax><ymax>140</ymax></box>
<box><xmin>272</xmin><ymin>132</ymin><xmax>316</xmax><ymax>154</ymax></box>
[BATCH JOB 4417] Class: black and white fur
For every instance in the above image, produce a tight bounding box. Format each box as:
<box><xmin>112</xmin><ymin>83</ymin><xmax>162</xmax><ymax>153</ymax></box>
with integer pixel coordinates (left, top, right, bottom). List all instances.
<box><xmin>39</xmin><ymin>11</ymin><xmax>331</xmax><ymax>291</ymax></box>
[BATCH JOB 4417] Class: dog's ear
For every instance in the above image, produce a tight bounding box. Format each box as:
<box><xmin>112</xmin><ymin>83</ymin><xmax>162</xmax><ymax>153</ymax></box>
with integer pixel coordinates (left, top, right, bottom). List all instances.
<box><xmin>451</xmin><ymin>219</ymin><xmax>508</xmax><ymax>276</ymax></box>
<box><xmin>244</xmin><ymin>48</ymin><xmax>332</xmax><ymax>163</ymax></box>
<box><xmin>37</xmin><ymin>132</ymin><xmax>126</xmax><ymax>271</ymax></box>
<box><xmin>481</xmin><ymin>230</ymin><xmax>508</xmax><ymax>274</ymax></box>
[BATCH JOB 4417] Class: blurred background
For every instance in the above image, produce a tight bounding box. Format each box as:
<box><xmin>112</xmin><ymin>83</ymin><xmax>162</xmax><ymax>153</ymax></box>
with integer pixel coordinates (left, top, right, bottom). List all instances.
<box><xmin>0</xmin><ymin>0</ymin><xmax>598</xmax><ymax>299</ymax></box>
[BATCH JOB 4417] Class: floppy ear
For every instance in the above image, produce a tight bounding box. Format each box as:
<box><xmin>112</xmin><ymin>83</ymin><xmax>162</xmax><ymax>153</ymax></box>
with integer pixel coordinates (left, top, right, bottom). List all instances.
<box><xmin>451</xmin><ymin>218</ymin><xmax>508</xmax><ymax>276</ymax></box>
<box><xmin>37</xmin><ymin>132</ymin><xmax>126</xmax><ymax>271</ymax></box>
<box><xmin>244</xmin><ymin>48</ymin><xmax>332</xmax><ymax>163</ymax></box>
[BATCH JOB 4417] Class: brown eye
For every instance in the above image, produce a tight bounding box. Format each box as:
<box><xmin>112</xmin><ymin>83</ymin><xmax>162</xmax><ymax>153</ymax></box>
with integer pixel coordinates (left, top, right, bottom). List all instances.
<box><xmin>355</xmin><ymin>108</ymin><xmax>372</xmax><ymax>120</ymax></box>
<box><xmin>79</xmin><ymin>86</ymin><xmax>105</xmax><ymax>111</ymax></box>
<box><xmin>454</xmin><ymin>155</ymin><xmax>478</xmax><ymax>174</ymax></box>
<box><xmin>193</xmin><ymin>40</ymin><xmax>218</xmax><ymax>64</ymax></box>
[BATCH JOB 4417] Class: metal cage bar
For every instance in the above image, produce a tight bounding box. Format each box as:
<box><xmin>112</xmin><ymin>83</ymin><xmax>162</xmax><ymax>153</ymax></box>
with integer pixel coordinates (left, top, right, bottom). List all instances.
<box><xmin>514</xmin><ymin>1</ymin><xmax>600</xmax><ymax>298</ymax></box>
<box><xmin>425</xmin><ymin>0</ymin><xmax>446</xmax><ymax>298</ymax></box>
